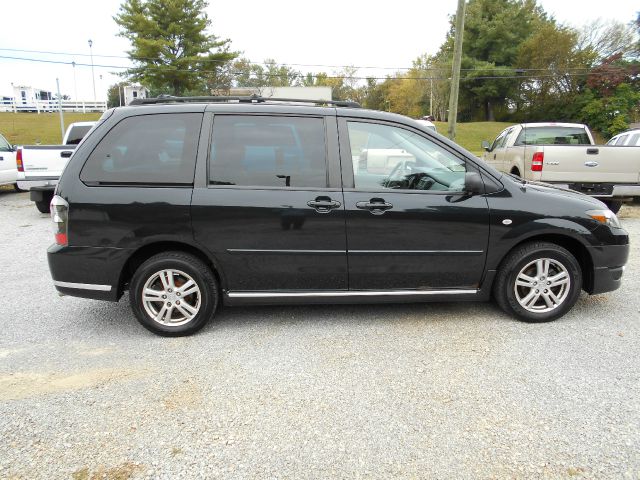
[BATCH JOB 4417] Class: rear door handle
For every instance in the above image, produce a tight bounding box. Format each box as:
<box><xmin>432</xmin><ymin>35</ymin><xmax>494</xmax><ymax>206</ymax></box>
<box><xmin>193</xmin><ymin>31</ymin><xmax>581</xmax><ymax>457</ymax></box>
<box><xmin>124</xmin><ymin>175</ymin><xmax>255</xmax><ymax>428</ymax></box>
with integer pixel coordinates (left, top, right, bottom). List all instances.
<box><xmin>60</xmin><ymin>151</ymin><xmax>73</xmax><ymax>158</ymax></box>
<box><xmin>356</xmin><ymin>198</ymin><xmax>393</xmax><ymax>215</ymax></box>
<box><xmin>586</xmin><ymin>148</ymin><xmax>599</xmax><ymax>155</ymax></box>
<box><xmin>307</xmin><ymin>197</ymin><xmax>341</xmax><ymax>213</ymax></box>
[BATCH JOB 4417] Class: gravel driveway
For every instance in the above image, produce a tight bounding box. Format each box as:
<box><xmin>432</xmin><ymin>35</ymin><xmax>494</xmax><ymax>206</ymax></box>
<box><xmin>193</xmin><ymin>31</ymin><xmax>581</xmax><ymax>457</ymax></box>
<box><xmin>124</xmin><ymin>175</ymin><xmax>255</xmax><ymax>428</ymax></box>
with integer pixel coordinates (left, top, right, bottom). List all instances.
<box><xmin>1</xmin><ymin>190</ymin><xmax>639</xmax><ymax>479</ymax></box>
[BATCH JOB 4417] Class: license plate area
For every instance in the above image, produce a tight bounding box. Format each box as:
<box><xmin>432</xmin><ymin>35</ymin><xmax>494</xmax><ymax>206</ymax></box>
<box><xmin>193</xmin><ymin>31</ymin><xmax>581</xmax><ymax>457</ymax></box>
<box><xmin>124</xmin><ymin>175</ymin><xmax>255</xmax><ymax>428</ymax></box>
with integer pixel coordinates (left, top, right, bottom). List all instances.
<box><xmin>569</xmin><ymin>183</ymin><xmax>613</xmax><ymax>196</ymax></box>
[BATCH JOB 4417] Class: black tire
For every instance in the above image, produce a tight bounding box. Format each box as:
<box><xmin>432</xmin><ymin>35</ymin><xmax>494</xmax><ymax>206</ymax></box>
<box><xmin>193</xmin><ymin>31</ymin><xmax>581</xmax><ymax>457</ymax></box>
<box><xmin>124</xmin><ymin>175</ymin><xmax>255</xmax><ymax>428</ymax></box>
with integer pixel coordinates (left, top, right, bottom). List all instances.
<box><xmin>493</xmin><ymin>242</ymin><xmax>582</xmax><ymax>323</ymax></box>
<box><xmin>35</xmin><ymin>200</ymin><xmax>50</xmax><ymax>214</ymax></box>
<box><xmin>603</xmin><ymin>200</ymin><xmax>622</xmax><ymax>214</ymax></box>
<box><xmin>510</xmin><ymin>168</ymin><xmax>520</xmax><ymax>177</ymax></box>
<box><xmin>129</xmin><ymin>251</ymin><xmax>219</xmax><ymax>336</ymax></box>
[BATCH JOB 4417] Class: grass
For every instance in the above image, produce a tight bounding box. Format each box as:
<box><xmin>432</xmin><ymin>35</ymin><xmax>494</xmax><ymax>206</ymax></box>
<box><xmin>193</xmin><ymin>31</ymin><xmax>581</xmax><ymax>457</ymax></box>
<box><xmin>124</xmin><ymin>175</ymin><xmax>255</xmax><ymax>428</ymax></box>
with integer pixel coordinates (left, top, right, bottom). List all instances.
<box><xmin>433</xmin><ymin>121</ymin><xmax>511</xmax><ymax>155</ymax></box>
<box><xmin>0</xmin><ymin>112</ymin><xmax>510</xmax><ymax>155</ymax></box>
<box><xmin>0</xmin><ymin>112</ymin><xmax>102</xmax><ymax>145</ymax></box>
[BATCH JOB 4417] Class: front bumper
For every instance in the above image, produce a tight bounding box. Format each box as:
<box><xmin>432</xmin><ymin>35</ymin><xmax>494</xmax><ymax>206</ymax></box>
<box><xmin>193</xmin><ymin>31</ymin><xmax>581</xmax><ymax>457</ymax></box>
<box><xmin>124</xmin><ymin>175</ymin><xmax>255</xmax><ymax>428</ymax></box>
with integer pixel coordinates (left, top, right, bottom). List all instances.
<box><xmin>48</xmin><ymin>244</ymin><xmax>131</xmax><ymax>301</ymax></box>
<box><xmin>587</xmin><ymin>243</ymin><xmax>630</xmax><ymax>294</ymax></box>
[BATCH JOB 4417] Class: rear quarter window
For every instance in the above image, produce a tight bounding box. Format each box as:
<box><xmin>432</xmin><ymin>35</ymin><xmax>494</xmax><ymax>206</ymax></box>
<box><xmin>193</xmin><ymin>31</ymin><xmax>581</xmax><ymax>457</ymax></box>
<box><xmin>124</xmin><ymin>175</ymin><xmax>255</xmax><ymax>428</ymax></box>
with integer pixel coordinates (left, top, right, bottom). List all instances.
<box><xmin>80</xmin><ymin>113</ymin><xmax>202</xmax><ymax>185</ymax></box>
<box><xmin>515</xmin><ymin>127</ymin><xmax>591</xmax><ymax>146</ymax></box>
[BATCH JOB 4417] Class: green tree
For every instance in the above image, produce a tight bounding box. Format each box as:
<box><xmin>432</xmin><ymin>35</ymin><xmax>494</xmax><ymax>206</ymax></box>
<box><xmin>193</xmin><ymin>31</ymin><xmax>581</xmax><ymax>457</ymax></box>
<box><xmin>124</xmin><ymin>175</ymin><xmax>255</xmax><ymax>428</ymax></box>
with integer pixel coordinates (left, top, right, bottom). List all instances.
<box><xmin>440</xmin><ymin>0</ymin><xmax>551</xmax><ymax>120</ymax></box>
<box><xmin>114</xmin><ymin>0</ymin><xmax>238</xmax><ymax>95</ymax></box>
<box><xmin>515</xmin><ymin>22</ymin><xmax>592</xmax><ymax>121</ymax></box>
<box><xmin>106</xmin><ymin>82</ymin><xmax>130</xmax><ymax>108</ymax></box>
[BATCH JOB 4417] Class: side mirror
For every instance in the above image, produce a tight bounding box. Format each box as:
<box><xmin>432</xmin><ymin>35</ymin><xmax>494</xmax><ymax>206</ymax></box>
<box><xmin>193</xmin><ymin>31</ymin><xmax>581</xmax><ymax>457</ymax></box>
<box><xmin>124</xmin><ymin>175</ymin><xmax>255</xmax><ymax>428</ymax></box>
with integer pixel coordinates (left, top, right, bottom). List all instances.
<box><xmin>465</xmin><ymin>172</ymin><xmax>484</xmax><ymax>194</ymax></box>
<box><xmin>481</xmin><ymin>140</ymin><xmax>491</xmax><ymax>151</ymax></box>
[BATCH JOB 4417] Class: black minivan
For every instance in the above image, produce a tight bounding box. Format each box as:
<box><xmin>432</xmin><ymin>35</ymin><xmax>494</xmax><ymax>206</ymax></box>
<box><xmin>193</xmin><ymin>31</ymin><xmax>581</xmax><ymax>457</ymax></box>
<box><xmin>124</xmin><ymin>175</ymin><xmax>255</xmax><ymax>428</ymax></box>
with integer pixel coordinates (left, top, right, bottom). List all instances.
<box><xmin>48</xmin><ymin>97</ymin><xmax>629</xmax><ymax>336</ymax></box>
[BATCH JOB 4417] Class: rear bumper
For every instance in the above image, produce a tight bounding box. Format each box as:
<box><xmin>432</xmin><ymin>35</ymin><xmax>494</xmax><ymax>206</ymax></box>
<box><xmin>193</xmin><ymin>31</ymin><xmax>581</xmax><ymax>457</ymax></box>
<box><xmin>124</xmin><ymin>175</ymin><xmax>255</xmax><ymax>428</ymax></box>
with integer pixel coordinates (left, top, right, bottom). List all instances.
<box><xmin>550</xmin><ymin>183</ymin><xmax>640</xmax><ymax>199</ymax></box>
<box><xmin>47</xmin><ymin>244</ymin><xmax>131</xmax><ymax>301</ymax></box>
<box><xmin>18</xmin><ymin>179</ymin><xmax>58</xmax><ymax>192</ymax></box>
<box><xmin>587</xmin><ymin>243</ymin><xmax>630</xmax><ymax>294</ymax></box>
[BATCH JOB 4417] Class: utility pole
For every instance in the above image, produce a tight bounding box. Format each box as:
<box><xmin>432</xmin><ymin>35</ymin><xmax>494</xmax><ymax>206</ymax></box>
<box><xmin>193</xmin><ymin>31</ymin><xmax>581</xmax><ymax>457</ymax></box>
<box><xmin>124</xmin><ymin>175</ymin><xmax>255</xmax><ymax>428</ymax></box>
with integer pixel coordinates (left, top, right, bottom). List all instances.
<box><xmin>56</xmin><ymin>78</ymin><xmax>65</xmax><ymax>143</ymax></box>
<box><xmin>72</xmin><ymin>61</ymin><xmax>78</xmax><ymax>109</ymax></box>
<box><xmin>88</xmin><ymin>39</ymin><xmax>96</xmax><ymax>103</ymax></box>
<box><xmin>429</xmin><ymin>76</ymin><xmax>433</xmax><ymax>117</ymax></box>
<box><xmin>447</xmin><ymin>0</ymin><xmax>467</xmax><ymax>141</ymax></box>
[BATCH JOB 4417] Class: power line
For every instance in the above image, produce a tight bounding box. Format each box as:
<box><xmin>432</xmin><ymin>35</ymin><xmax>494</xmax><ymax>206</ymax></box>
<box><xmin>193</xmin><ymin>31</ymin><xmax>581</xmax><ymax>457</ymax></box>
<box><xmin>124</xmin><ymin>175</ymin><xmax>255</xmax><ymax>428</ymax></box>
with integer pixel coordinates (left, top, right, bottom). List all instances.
<box><xmin>0</xmin><ymin>46</ymin><xmax>613</xmax><ymax>73</ymax></box>
<box><xmin>0</xmin><ymin>54</ymin><xmax>631</xmax><ymax>82</ymax></box>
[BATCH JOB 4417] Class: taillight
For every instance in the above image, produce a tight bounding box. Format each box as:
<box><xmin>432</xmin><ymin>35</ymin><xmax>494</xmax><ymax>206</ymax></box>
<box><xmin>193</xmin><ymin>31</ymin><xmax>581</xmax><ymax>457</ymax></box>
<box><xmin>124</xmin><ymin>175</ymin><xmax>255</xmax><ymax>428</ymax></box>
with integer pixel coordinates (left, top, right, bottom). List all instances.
<box><xmin>531</xmin><ymin>152</ymin><xmax>544</xmax><ymax>172</ymax></box>
<box><xmin>16</xmin><ymin>148</ymin><xmax>24</xmax><ymax>172</ymax></box>
<box><xmin>50</xmin><ymin>195</ymin><xmax>69</xmax><ymax>246</ymax></box>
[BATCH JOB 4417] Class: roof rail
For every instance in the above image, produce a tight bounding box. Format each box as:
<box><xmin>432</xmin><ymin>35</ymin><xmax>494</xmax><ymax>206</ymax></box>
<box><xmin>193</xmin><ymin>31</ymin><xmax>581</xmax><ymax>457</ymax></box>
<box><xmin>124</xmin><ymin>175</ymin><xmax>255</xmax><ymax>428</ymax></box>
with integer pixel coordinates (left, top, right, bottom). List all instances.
<box><xmin>129</xmin><ymin>94</ymin><xmax>361</xmax><ymax>108</ymax></box>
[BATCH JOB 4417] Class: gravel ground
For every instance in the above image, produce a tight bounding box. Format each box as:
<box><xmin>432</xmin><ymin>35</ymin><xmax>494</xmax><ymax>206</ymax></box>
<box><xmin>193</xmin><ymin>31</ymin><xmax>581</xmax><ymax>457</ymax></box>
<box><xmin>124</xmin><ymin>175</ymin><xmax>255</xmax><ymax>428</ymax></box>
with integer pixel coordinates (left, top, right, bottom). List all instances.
<box><xmin>0</xmin><ymin>190</ymin><xmax>639</xmax><ymax>480</ymax></box>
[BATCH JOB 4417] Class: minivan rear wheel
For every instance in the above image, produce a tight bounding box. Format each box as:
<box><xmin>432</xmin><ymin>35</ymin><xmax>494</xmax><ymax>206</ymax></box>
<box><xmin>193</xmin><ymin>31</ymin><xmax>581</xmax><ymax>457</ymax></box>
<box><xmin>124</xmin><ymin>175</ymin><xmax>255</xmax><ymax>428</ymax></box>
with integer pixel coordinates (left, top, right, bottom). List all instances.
<box><xmin>493</xmin><ymin>242</ymin><xmax>582</xmax><ymax>322</ymax></box>
<box><xmin>129</xmin><ymin>252</ymin><xmax>219</xmax><ymax>336</ymax></box>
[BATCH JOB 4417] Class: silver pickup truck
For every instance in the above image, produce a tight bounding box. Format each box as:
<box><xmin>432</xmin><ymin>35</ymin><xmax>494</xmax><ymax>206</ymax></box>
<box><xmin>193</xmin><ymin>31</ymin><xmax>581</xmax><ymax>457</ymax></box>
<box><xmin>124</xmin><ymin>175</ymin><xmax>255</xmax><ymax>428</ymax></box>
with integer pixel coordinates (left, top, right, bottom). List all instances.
<box><xmin>481</xmin><ymin>122</ymin><xmax>640</xmax><ymax>212</ymax></box>
<box><xmin>17</xmin><ymin>122</ymin><xmax>96</xmax><ymax>212</ymax></box>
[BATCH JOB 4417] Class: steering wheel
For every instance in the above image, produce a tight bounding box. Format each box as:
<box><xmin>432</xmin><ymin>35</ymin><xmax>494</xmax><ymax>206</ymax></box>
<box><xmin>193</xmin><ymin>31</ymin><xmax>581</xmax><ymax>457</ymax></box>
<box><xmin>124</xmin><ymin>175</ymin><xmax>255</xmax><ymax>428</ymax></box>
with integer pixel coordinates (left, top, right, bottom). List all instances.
<box><xmin>388</xmin><ymin>159</ymin><xmax>413</xmax><ymax>181</ymax></box>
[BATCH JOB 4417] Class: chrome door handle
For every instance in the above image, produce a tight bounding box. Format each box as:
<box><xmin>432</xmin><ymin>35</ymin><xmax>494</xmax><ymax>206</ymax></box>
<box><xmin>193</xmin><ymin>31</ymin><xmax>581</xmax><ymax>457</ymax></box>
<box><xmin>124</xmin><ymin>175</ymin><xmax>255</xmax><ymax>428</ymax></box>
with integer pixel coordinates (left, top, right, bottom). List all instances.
<box><xmin>356</xmin><ymin>199</ymin><xmax>393</xmax><ymax>215</ymax></box>
<box><xmin>307</xmin><ymin>197</ymin><xmax>341</xmax><ymax>213</ymax></box>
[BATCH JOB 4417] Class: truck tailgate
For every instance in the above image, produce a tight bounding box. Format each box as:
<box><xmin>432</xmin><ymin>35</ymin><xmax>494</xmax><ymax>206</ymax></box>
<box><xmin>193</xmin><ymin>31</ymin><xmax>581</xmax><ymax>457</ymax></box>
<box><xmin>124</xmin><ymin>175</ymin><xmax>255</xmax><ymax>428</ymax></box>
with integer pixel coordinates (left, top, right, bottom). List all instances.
<box><xmin>539</xmin><ymin>146</ymin><xmax>640</xmax><ymax>183</ymax></box>
<box><xmin>21</xmin><ymin>145</ymin><xmax>76</xmax><ymax>180</ymax></box>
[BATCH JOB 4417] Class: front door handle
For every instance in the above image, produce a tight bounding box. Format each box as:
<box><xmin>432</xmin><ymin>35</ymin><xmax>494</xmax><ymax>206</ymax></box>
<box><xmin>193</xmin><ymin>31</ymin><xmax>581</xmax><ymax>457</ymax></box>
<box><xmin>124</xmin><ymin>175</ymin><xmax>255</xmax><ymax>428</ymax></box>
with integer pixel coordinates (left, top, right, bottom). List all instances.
<box><xmin>60</xmin><ymin>151</ymin><xmax>73</xmax><ymax>158</ymax></box>
<box><xmin>586</xmin><ymin>148</ymin><xmax>599</xmax><ymax>155</ymax></box>
<box><xmin>307</xmin><ymin>196</ymin><xmax>341</xmax><ymax>213</ymax></box>
<box><xmin>356</xmin><ymin>198</ymin><xmax>393</xmax><ymax>215</ymax></box>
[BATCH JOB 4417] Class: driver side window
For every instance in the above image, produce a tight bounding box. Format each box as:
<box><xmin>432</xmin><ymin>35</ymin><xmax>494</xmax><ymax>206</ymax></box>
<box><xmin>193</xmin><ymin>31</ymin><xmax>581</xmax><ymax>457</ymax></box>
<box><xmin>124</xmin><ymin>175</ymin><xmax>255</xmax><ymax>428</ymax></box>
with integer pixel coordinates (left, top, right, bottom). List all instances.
<box><xmin>347</xmin><ymin>121</ymin><xmax>466</xmax><ymax>192</ymax></box>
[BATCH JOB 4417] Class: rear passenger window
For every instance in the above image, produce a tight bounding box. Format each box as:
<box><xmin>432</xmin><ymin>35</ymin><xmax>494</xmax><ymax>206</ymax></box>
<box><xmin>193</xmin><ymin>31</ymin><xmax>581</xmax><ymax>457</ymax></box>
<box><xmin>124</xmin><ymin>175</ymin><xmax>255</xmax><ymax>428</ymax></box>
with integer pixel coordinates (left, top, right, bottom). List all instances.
<box><xmin>80</xmin><ymin>113</ymin><xmax>202</xmax><ymax>185</ymax></box>
<box><xmin>209</xmin><ymin>115</ymin><xmax>327</xmax><ymax>188</ymax></box>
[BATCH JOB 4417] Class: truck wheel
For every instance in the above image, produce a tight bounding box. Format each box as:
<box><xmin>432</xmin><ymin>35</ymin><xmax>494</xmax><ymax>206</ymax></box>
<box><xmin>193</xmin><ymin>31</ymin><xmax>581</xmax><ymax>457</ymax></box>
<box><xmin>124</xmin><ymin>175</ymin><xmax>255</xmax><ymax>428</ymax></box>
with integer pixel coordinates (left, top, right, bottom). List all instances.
<box><xmin>603</xmin><ymin>200</ymin><xmax>622</xmax><ymax>214</ymax></box>
<box><xmin>129</xmin><ymin>251</ymin><xmax>219</xmax><ymax>336</ymax></box>
<box><xmin>35</xmin><ymin>200</ymin><xmax>50</xmax><ymax>214</ymax></box>
<box><xmin>493</xmin><ymin>242</ymin><xmax>582</xmax><ymax>323</ymax></box>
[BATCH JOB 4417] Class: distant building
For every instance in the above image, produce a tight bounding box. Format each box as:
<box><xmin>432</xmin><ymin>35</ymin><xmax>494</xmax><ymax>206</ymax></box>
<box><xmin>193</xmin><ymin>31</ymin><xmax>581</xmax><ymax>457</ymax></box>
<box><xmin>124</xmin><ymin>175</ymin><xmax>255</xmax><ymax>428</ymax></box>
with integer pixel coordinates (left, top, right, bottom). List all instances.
<box><xmin>228</xmin><ymin>86</ymin><xmax>332</xmax><ymax>101</ymax></box>
<box><xmin>123</xmin><ymin>85</ymin><xmax>149</xmax><ymax>105</ymax></box>
<box><xmin>12</xmin><ymin>85</ymin><xmax>53</xmax><ymax>109</ymax></box>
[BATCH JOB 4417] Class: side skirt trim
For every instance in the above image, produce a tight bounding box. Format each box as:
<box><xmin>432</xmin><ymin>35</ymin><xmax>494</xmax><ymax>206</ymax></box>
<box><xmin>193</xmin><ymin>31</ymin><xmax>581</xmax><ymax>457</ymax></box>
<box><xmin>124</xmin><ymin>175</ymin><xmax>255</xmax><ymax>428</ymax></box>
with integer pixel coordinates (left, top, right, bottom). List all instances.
<box><xmin>53</xmin><ymin>281</ymin><xmax>112</xmax><ymax>292</ymax></box>
<box><xmin>227</xmin><ymin>289</ymin><xmax>478</xmax><ymax>299</ymax></box>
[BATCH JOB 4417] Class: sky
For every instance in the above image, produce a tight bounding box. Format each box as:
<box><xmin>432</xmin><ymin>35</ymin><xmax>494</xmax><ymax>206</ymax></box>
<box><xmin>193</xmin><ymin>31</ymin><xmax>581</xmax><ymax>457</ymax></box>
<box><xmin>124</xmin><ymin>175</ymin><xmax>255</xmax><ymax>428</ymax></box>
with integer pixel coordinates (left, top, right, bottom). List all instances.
<box><xmin>0</xmin><ymin>0</ymin><xmax>637</xmax><ymax>101</ymax></box>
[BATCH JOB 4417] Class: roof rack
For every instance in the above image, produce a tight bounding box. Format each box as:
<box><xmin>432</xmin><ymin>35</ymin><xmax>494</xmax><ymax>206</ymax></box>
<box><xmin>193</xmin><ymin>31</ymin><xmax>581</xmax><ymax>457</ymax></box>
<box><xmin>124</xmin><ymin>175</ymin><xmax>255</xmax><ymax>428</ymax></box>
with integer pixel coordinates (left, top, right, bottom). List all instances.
<box><xmin>129</xmin><ymin>94</ymin><xmax>361</xmax><ymax>108</ymax></box>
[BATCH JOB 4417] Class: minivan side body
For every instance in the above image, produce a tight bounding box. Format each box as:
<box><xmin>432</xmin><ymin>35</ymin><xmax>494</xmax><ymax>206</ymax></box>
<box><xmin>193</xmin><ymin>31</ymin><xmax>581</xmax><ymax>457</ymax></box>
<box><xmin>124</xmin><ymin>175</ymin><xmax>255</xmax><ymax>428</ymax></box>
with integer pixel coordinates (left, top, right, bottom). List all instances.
<box><xmin>48</xmin><ymin>102</ymin><xmax>629</xmax><ymax>335</ymax></box>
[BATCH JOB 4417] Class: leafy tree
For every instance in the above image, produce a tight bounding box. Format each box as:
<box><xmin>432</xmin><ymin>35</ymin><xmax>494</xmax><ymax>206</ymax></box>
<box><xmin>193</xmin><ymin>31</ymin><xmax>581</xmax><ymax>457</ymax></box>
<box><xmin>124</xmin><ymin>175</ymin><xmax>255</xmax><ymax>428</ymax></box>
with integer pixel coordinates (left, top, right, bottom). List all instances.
<box><xmin>515</xmin><ymin>22</ymin><xmax>592</xmax><ymax>121</ymax></box>
<box><xmin>106</xmin><ymin>82</ymin><xmax>130</xmax><ymax>108</ymax></box>
<box><xmin>440</xmin><ymin>0</ymin><xmax>551</xmax><ymax>120</ymax></box>
<box><xmin>230</xmin><ymin>58</ymin><xmax>301</xmax><ymax>90</ymax></box>
<box><xmin>114</xmin><ymin>0</ymin><xmax>238</xmax><ymax>95</ymax></box>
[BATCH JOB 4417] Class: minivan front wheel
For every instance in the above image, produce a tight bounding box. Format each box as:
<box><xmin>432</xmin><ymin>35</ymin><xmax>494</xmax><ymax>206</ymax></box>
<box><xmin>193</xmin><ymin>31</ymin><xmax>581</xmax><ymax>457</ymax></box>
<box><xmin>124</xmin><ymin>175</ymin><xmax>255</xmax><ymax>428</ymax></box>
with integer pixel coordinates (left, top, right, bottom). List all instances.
<box><xmin>129</xmin><ymin>252</ymin><xmax>219</xmax><ymax>336</ymax></box>
<box><xmin>494</xmin><ymin>242</ymin><xmax>582</xmax><ymax>322</ymax></box>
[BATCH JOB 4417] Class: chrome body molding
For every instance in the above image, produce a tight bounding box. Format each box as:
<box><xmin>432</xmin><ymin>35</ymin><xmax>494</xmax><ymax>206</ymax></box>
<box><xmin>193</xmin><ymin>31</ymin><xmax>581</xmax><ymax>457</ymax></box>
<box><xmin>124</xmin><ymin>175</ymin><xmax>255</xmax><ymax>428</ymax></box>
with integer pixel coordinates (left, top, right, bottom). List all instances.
<box><xmin>226</xmin><ymin>289</ymin><xmax>478</xmax><ymax>299</ymax></box>
<box><xmin>53</xmin><ymin>281</ymin><xmax>112</xmax><ymax>291</ymax></box>
<box><xmin>227</xmin><ymin>249</ymin><xmax>483</xmax><ymax>255</ymax></box>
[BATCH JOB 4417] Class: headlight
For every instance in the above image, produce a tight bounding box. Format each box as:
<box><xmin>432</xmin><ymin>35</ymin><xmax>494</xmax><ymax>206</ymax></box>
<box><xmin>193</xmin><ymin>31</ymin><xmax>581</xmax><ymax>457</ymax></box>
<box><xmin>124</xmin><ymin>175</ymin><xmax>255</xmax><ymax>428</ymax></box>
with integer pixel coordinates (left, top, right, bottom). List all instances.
<box><xmin>586</xmin><ymin>209</ymin><xmax>622</xmax><ymax>229</ymax></box>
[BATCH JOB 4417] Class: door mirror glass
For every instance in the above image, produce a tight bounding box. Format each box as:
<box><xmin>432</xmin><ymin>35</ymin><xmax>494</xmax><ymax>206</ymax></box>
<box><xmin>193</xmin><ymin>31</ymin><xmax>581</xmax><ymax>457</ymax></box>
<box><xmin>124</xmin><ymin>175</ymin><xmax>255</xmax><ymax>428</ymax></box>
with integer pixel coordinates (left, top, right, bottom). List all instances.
<box><xmin>481</xmin><ymin>140</ymin><xmax>491</xmax><ymax>151</ymax></box>
<box><xmin>464</xmin><ymin>172</ymin><xmax>484</xmax><ymax>194</ymax></box>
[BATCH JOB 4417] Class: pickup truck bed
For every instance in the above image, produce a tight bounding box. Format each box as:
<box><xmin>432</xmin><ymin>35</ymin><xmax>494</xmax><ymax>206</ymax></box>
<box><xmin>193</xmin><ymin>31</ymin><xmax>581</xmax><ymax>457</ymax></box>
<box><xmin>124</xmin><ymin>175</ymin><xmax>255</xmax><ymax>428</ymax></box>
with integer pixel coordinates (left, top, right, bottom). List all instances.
<box><xmin>18</xmin><ymin>145</ymin><xmax>76</xmax><ymax>212</ymax></box>
<box><xmin>483</xmin><ymin>123</ymin><xmax>640</xmax><ymax>212</ymax></box>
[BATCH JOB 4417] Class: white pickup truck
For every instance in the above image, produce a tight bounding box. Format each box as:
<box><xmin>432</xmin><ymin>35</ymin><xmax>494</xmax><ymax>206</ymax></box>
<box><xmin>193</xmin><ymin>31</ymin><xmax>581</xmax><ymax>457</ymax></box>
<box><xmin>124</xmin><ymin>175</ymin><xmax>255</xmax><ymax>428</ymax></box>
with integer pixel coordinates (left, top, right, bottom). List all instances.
<box><xmin>0</xmin><ymin>132</ymin><xmax>18</xmax><ymax>189</ymax></box>
<box><xmin>481</xmin><ymin>122</ymin><xmax>640</xmax><ymax>212</ymax></box>
<box><xmin>17</xmin><ymin>122</ymin><xmax>96</xmax><ymax>212</ymax></box>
